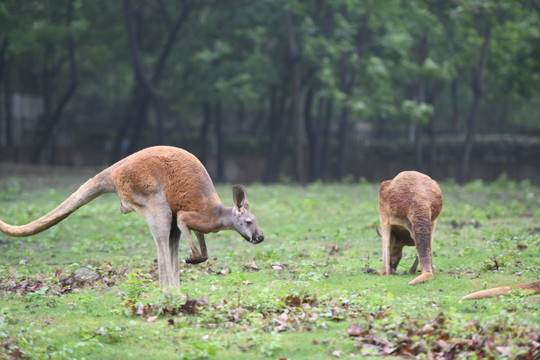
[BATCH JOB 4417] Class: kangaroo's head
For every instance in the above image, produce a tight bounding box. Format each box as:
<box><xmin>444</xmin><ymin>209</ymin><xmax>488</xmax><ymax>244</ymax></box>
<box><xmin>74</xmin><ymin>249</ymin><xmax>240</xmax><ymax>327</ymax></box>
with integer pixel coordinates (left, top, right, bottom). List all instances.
<box><xmin>231</xmin><ymin>185</ymin><xmax>264</xmax><ymax>244</ymax></box>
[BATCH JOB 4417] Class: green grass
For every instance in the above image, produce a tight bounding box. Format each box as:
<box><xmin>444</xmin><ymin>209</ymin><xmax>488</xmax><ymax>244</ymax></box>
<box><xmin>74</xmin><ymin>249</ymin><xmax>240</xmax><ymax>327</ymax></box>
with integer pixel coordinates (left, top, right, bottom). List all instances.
<box><xmin>0</xmin><ymin>169</ymin><xmax>539</xmax><ymax>359</ymax></box>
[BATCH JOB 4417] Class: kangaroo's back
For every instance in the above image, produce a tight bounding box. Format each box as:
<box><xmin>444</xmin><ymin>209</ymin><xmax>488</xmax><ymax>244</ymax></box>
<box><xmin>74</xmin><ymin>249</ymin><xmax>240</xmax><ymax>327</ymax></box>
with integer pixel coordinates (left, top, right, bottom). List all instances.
<box><xmin>110</xmin><ymin>146</ymin><xmax>222</xmax><ymax>213</ymax></box>
<box><xmin>380</xmin><ymin>171</ymin><xmax>442</xmax><ymax>221</ymax></box>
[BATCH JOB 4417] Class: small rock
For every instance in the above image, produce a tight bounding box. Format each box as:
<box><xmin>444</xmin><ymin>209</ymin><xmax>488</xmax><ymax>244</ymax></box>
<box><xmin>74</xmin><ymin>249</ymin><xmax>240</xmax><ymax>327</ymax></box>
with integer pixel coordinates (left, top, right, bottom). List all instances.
<box><xmin>73</xmin><ymin>268</ymin><xmax>99</xmax><ymax>283</ymax></box>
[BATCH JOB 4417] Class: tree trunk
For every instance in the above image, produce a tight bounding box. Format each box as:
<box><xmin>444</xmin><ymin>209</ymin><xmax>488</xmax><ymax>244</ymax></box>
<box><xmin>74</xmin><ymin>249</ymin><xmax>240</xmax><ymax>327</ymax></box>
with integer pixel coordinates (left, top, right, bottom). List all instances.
<box><xmin>451</xmin><ymin>78</ymin><xmax>459</xmax><ymax>133</ymax></box>
<box><xmin>214</xmin><ymin>100</ymin><xmax>225</xmax><ymax>182</ymax></box>
<box><xmin>237</xmin><ymin>101</ymin><xmax>245</xmax><ymax>133</ymax></box>
<box><xmin>1</xmin><ymin>52</ymin><xmax>14</xmax><ymax>148</ymax></box>
<box><xmin>110</xmin><ymin>0</ymin><xmax>192</xmax><ymax>162</ymax></box>
<box><xmin>263</xmin><ymin>83</ymin><xmax>288</xmax><ymax>183</ymax></box>
<box><xmin>414</xmin><ymin>37</ymin><xmax>428</xmax><ymax>172</ymax></box>
<box><xmin>319</xmin><ymin>97</ymin><xmax>333</xmax><ymax>180</ymax></box>
<box><xmin>336</xmin><ymin>6</ymin><xmax>363</xmax><ymax>181</ymax></box>
<box><xmin>304</xmin><ymin>87</ymin><xmax>317</xmax><ymax>182</ymax></box>
<box><xmin>31</xmin><ymin>1</ymin><xmax>78</xmax><ymax>164</ymax></box>
<box><xmin>336</xmin><ymin>61</ymin><xmax>356</xmax><ymax>180</ymax></box>
<box><xmin>199</xmin><ymin>101</ymin><xmax>212</xmax><ymax>165</ymax></box>
<box><xmin>284</xmin><ymin>7</ymin><xmax>304</xmax><ymax>184</ymax></box>
<box><xmin>426</xmin><ymin>82</ymin><xmax>442</xmax><ymax>177</ymax></box>
<box><xmin>0</xmin><ymin>38</ymin><xmax>6</xmax><ymax>145</ymax></box>
<box><xmin>309</xmin><ymin>95</ymin><xmax>326</xmax><ymax>182</ymax></box>
<box><xmin>109</xmin><ymin>83</ymin><xmax>148</xmax><ymax>162</ymax></box>
<box><xmin>336</xmin><ymin>104</ymin><xmax>351</xmax><ymax>180</ymax></box>
<box><xmin>123</xmin><ymin>0</ymin><xmax>166</xmax><ymax>150</ymax></box>
<box><xmin>458</xmin><ymin>22</ymin><xmax>492</xmax><ymax>184</ymax></box>
<box><xmin>414</xmin><ymin>125</ymin><xmax>423</xmax><ymax>172</ymax></box>
<box><xmin>427</xmin><ymin>114</ymin><xmax>437</xmax><ymax>176</ymax></box>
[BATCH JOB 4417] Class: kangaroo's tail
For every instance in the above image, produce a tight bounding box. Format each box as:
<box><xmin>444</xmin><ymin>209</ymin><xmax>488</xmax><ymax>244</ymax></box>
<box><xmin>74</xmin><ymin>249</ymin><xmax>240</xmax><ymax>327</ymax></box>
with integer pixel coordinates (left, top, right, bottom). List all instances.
<box><xmin>462</xmin><ymin>281</ymin><xmax>540</xmax><ymax>300</ymax></box>
<box><xmin>0</xmin><ymin>171</ymin><xmax>114</xmax><ymax>237</ymax></box>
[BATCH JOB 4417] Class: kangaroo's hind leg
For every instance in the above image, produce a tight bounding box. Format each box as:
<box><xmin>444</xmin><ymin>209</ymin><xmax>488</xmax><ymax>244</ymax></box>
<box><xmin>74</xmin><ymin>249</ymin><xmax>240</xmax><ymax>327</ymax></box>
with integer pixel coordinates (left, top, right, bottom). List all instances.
<box><xmin>378</xmin><ymin>214</ymin><xmax>393</xmax><ymax>276</ymax></box>
<box><xmin>136</xmin><ymin>199</ymin><xmax>175</xmax><ymax>287</ymax></box>
<box><xmin>169</xmin><ymin>220</ymin><xmax>181</xmax><ymax>287</ymax></box>
<box><xmin>409</xmin><ymin>221</ymin><xmax>434</xmax><ymax>285</ymax></box>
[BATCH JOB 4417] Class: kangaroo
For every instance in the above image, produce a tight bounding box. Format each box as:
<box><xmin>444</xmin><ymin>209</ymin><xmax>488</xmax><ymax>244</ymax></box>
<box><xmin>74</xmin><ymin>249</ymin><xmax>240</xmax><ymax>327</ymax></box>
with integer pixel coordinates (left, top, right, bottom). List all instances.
<box><xmin>462</xmin><ymin>281</ymin><xmax>540</xmax><ymax>300</ymax></box>
<box><xmin>0</xmin><ymin>146</ymin><xmax>264</xmax><ymax>287</ymax></box>
<box><xmin>377</xmin><ymin>171</ymin><xmax>442</xmax><ymax>285</ymax></box>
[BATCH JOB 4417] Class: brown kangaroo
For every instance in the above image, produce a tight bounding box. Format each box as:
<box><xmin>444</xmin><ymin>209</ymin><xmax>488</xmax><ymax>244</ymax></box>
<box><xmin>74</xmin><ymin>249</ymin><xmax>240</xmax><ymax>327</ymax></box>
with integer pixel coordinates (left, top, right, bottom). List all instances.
<box><xmin>377</xmin><ymin>171</ymin><xmax>442</xmax><ymax>285</ymax></box>
<box><xmin>462</xmin><ymin>281</ymin><xmax>540</xmax><ymax>300</ymax></box>
<box><xmin>0</xmin><ymin>146</ymin><xmax>264</xmax><ymax>287</ymax></box>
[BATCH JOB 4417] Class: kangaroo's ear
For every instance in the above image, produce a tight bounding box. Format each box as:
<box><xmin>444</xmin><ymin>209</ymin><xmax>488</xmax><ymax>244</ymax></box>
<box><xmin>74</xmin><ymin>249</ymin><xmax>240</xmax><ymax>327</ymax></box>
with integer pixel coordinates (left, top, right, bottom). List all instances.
<box><xmin>232</xmin><ymin>185</ymin><xmax>250</xmax><ymax>211</ymax></box>
<box><xmin>374</xmin><ymin>223</ymin><xmax>382</xmax><ymax>238</ymax></box>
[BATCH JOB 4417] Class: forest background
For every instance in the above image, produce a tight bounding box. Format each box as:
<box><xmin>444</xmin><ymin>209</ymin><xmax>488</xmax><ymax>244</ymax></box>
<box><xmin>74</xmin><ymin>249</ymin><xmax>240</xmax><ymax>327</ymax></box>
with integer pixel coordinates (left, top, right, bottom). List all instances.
<box><xmin>0</xmin><ymin>0</ymin><xmax>539</xmax><ymax>185</ymax></box>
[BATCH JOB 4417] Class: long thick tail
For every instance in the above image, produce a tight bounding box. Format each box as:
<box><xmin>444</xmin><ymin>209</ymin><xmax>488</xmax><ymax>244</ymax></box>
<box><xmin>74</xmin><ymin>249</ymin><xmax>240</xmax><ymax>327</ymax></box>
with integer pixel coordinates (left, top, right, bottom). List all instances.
<box><xmin>462</xmin><ymin>281</ymin><xmax>540</xmax><ymax>300</ymax></box>
<box><xmin>0</xmin><ymin>171</ymin><xmax>114</xmax><ymax>237</ymax></box>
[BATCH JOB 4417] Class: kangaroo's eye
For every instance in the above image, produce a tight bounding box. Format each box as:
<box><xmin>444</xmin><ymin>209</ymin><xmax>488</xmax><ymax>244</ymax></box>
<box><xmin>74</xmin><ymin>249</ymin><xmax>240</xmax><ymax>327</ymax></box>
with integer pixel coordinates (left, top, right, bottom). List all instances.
<box><xmin>245</xmin><ymin>218</ymin><xmax>253</xmax><ymax>225</ymax></box>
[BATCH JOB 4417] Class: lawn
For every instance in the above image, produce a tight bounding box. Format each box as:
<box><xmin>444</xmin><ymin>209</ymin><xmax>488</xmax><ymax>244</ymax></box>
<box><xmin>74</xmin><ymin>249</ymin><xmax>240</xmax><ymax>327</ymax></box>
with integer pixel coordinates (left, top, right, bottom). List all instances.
<box><xmin>0</xmin><ymin>167</ymin><xmax>539</xmax><ymax>359</ymax></box>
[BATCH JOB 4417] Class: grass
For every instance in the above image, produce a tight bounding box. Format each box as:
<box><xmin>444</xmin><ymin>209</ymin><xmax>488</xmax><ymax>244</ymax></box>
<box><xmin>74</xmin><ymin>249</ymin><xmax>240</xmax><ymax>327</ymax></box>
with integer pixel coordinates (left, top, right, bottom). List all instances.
<box><xmin>0</xmin><ymin>168</ymin><xmax>539</xmax><ymax>359</ymax></box>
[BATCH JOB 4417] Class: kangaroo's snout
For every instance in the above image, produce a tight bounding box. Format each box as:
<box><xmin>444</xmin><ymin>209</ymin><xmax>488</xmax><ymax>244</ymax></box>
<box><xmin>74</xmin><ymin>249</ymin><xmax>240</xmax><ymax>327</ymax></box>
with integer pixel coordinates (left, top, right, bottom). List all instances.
<box><xmin>251</xmin><ymin>234</ymin><xmax>264</xmax><ymax>244</ymax></box>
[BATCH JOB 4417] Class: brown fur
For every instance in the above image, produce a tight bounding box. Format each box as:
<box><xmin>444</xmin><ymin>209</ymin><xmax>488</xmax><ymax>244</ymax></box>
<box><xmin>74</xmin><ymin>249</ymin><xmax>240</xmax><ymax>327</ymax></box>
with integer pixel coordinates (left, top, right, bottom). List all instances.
<box><xmin>374</xmin><ymin>224</ymin><xmax>418</xmax><ymax>275</ymax></box>
<box><xmin>0</xmin><ymin>146</ymin><xmax>264</xmax><ymax>287</ymax></box>
<box><xmin>377</xmin><ymin>171</ymin><xmax>442</xmax><ymax>285</ymax></box>
<box><xmin>462</xmin><ymin>281</ymin><xmax>540</xmax><ymax>300</ymax></box>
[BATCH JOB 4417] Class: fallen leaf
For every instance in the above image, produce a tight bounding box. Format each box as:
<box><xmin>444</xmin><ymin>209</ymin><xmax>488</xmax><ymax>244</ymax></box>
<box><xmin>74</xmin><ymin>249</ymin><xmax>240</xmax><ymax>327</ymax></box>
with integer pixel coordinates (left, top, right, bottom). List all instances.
<box><xmin>495</xmin><ymin>346</ymin><xmax>512</xmax><ymax>356</ymax></box>
<box><xmin>347</xmin><ymin>324</ymin><xmax>367</xmax><ymax>337</ymax></box>
<box><xmin>136</xmin><ymin>302</ymin><xmax>146</xmax><ymax>318</ymax></box>
<box><xmin>244</xmin><ymin>259</ymin><xmax>260</xmax><ymax>272</ymax></box>
<box><xmin>328</xmin><ymin>244</ymin><xmax>340</xmax><ymax>254</ymax></box>
<box><xmin>147</xmin><ymin>316</ymin><xmax>158</xmax><ymax>323</ymax></box>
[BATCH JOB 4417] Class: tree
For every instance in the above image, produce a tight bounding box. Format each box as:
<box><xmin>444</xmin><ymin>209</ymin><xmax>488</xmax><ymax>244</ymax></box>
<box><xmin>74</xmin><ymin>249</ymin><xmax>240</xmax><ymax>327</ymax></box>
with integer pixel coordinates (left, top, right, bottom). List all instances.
<box><xmin>1</xmin><ymin>0</ymin><xmax>83</xmax><ymax>164</ymax></box>
<box><xmin>109</xmin><ymin>0</ymin><xmax>193</xmax><ymax>163</ymax></box>
<box><xmin>284</xmin><ymin>3</ymin><xmax>304</xmax><ymax>184</ymax></box>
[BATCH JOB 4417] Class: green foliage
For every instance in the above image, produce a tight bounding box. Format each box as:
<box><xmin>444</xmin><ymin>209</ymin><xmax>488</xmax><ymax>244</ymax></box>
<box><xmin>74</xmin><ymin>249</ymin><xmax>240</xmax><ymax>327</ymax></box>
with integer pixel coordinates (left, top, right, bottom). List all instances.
<box><xmin>0</xmin><ymin>171</ymin><xmax>539</xmax><ymax>359</ymax></box>
<box><xmin>123</xmin><ymin>272</ymin><xmax>154</xmax><ymax>303</ymax></box>
<box><xmin>2</xmin><ymin>0</ymin><xmax>540</xmax><ymax>169</ymax></box>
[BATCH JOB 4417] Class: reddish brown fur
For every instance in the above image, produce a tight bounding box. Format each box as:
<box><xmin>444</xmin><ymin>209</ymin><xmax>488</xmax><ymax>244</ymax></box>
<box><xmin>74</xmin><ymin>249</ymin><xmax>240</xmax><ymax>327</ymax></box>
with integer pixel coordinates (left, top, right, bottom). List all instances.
<box><xmin>0</xmin><ymin>146</ymin><xmax>264</xmax><ymax>287</ymax></box>
<box><xmin>377</xmin><ymin>171</ymin><xmax>442</xmax><ymax>285</ymax></box>
<box><xmin>462</xmin><ymin>281</ymin><xmax>540</xmax><ymax>300</ymax></box>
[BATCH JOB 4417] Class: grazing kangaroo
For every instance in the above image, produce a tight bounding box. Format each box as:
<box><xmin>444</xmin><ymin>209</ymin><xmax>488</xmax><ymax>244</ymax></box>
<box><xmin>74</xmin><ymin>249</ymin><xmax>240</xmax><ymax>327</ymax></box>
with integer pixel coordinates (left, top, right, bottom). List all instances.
<box><xmin>377</xmin><ymin>171</ymin><xmax>442</xmax><ymax>285</ymax></box>
<box><xmin>0</xmin><ymin>146</ymin><xmax>264</xmax><ymax>287</ymax></box>
<box><xmin>462</xmin><ymin>281</ymin><xmax>540</xmax><ymax>300</ymax></box>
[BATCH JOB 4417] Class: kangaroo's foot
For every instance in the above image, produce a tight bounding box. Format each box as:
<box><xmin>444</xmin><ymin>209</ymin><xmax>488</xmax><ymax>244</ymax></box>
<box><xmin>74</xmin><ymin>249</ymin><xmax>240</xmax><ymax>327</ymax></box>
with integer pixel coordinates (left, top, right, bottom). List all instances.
<box><xmin>185</xmin><ymin>256</ymin><xmax>208</xmax><ymax>265</ymax></box>
<box><xmin>370</xmin><ymin>269</ymin><xmax>391</xmax><ymax>275</ymax></box>
<box><xmin>408</xmin><ymin>272</ymin><xmax>434</xmax><ymax>285</ymax></box>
